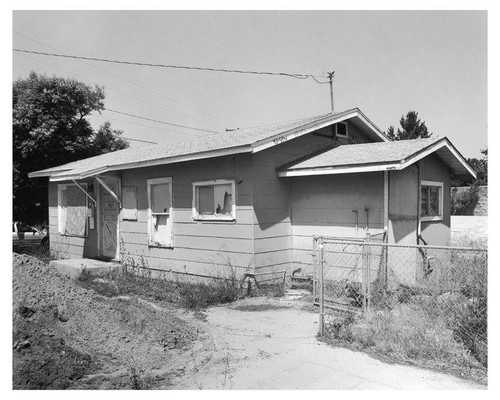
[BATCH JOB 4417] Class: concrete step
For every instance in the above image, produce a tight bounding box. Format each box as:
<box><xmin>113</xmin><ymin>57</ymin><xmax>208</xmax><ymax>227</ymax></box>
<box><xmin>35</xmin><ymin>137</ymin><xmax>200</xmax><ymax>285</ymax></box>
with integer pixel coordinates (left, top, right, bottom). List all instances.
<box><xmin>50</xmin><ymin>258</ymin><xmax>121</xmax><ymax>280</ymax></box>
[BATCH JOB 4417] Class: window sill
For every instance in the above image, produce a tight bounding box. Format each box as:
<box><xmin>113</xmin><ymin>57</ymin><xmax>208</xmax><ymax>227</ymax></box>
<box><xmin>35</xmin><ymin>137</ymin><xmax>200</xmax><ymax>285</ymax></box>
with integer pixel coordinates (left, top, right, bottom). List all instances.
<box><xmin>421</xmin><ymin>216</ymin><xmax>443</xmax><ymax>222</ymax></box>
<box><xmin>148</xmin><ymin>243</ymin><xmax>174</xmax><ymax>249</ymax></box>
<box><xmin>58</xmin><ymin>233</ymin><xmax>88</xmax><ymax>238</ymax></box>
<box><xmin>193</xmin><ymin>216</ymin><xmax>236</xmax><ymax>223</ymax></box>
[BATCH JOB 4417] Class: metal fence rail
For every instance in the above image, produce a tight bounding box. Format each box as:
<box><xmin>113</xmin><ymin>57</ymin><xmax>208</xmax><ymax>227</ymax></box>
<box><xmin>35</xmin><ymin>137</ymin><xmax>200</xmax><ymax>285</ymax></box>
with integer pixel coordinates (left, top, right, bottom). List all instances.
<box><xmin>314</xmin><ymin>234</ymin><xmax>488</xmax><ymax>368</ymax></box>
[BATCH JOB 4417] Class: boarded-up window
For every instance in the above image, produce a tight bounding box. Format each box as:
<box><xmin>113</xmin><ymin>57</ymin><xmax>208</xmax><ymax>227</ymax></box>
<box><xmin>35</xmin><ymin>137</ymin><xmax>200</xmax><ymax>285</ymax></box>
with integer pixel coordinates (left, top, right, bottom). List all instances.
<box><xmin>193</xmin><ymin>180</ymin><xmax>235</xmax><ymax>220</ymax></box>
<box><xmin>122</xmin><ymin>186</ymin><xmax>138</xmax><ymax>220</ymax></box>
<box><xmin>58</xmin><ymin>184</ymin><xmax>88</xmax><ymax>236</ymax></box>
<box><xmin>421</xmin><ymin>180</ymin><xmax>443</xmax><ymax>221</ymax></box>
<box><xmin>147</xmin><ymin>178</ymin><xmax>173</xmax><ymax>247</ymax></box>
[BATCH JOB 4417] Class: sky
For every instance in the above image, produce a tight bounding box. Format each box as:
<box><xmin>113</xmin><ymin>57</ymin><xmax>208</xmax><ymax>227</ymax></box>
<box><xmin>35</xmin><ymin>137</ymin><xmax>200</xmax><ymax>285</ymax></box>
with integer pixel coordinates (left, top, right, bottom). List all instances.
<box><xmin>12</xmin><ymin>10</ymin><xmax>487</xmax><ymax>157</ymax></box>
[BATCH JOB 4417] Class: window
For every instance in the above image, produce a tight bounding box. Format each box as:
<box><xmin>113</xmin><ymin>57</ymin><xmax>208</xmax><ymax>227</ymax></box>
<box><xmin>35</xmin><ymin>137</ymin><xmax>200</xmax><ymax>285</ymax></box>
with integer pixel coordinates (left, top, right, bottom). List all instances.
<box><xmin>122</xmin><ymin>186</ymin><xmax>138</xmax><ymax>221</ymax></box>
<box><xmin>58</xmin><ymin>183</ymin><xmax>88</xmax><ymax>236</ymax></box>
<box><xmin>420</xmin><ymin>180</ymin><xmax>443</xmax><ymax>221</ymax></box>
<box><xmin>335</xmin><ymin>122</ymin><xmax>348</xmax><ymax>138</ymax></box>
<box><xmin>147</xmin><ymin>178</ymin><xmax>173</xmax><ymax>247</ymax></box>
<box><xmin>193</xmin><ymin>180</ymin><xmax>236</xmax><ymax>221</ymax></box>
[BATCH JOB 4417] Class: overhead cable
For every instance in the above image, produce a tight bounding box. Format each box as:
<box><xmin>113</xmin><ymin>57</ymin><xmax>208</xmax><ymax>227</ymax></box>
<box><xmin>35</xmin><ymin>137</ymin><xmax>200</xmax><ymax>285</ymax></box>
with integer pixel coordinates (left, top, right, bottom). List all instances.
<box><xmin>13</xmin><ymin>48</ymin><xmax>330</xmax><ymax>83</ymax></box>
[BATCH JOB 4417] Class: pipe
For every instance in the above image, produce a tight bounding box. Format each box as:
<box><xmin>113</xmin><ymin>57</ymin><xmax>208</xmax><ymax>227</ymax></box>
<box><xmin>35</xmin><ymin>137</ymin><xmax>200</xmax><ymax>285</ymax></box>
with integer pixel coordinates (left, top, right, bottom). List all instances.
<box><xmin>384</xmin><ymin>171</ymin><xmax>389</xmax><ymax>232</ymax></box>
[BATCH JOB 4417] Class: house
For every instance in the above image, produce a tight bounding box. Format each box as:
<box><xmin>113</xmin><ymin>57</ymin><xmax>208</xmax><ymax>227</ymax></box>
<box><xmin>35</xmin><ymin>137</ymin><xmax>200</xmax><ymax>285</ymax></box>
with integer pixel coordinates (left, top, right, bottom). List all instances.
<box><xmin>29</xmin><ymin>108</ymin><xmax>476</xmax><ymax>283</ymax></box>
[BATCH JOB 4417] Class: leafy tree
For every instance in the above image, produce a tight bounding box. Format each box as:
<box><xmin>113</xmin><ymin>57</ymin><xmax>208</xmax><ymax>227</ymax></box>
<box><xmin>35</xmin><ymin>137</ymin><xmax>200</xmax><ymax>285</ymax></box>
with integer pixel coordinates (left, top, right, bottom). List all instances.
<box><xmin>385</xmin><ymin>111</ymin><xmax>432</xmax><ymax>140</ymax></box>
<box><xmin>13</xmin><ymin>72</ymin><xmax>129</xmax><ymax>224</ymax></box>
<box><xmin>451</xmin><ymin>147</ymin><xmax>487</xmax><ymax>187</ymax></box>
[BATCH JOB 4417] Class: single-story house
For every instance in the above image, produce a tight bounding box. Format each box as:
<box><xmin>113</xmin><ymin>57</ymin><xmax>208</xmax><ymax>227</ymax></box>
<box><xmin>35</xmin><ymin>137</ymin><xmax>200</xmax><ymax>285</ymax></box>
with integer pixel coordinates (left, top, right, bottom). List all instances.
<box><xmin>29</xmin><ymin>108</ymin><xmax>476</xmax><ymax>283</ymax></box>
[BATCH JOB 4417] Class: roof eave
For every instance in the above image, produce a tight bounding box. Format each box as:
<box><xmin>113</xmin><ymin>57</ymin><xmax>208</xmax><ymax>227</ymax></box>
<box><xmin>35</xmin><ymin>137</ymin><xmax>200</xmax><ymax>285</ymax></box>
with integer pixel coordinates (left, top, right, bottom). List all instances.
<box><xmin>47</xmin><ymin>144</ymin><xmax>253</xmax><ymax>182</ymax></box>
<box><xmin>251</xmin><ymin>109</ymin><xmax>388</xmax><ymax>153</ymax></box>
<box><xmin>278</xmin><ymin>137</ymin><xmax>476</xmax><ymax>179</ymax></box>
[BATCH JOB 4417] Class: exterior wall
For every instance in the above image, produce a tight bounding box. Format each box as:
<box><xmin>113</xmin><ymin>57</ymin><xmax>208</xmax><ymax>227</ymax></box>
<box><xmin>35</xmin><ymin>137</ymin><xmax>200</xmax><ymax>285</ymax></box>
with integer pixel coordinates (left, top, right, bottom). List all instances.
<box><xmin>48</xmin><ymin>179</ymin><xmax>99</xmax><ymax>259</ymax></box>
<box><xmin>119</xmin><ymin>153</ymin><xmax>254</xmax><ymax>278</ymax></box>
<box><xmin>420</xmin><ymin>153</ymin><xmax>451</xmax><ymax>246</ymax></box>
<box><xmin>290</xmin><ymin>172</ymin><xmax>385</xmax><ymax>276</ymax></box>
<box><xmin>250</xmin><ymin>121</ymin><xmax>374</xmax><ymax>281</ymax></box>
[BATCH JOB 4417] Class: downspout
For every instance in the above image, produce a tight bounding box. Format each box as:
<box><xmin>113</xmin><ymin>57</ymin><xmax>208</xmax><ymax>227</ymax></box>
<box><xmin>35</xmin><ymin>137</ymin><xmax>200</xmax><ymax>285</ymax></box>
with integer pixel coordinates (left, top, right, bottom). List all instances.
<box><xmin>416</xmin><ymin>162</ymin><xmax>422</xmax><ymax>243</ymax></box>
<box><xmin>383</xmin><ymin>171</ymin><xmax>389</xmax><ymax>234</ymax></box>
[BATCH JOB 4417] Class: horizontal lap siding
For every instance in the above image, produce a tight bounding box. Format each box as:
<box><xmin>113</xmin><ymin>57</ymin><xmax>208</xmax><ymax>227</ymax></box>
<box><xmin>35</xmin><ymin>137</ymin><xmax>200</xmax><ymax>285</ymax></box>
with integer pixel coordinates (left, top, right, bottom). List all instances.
<box><xmin>48</xmin><ymin>182</ymin><xmax>98</xmax><ymax>259</ymax></box>
<box><xmin>290</xmin><ymin>173</ymin><xmax>384</xmax><ymax>275</ymax></box>
<box><xmin>119</xmin><ymin>154</ymin><xmax>254</xmax><ymax>277</ymax></box>
<box><xmin>420</xmin><ymin>153</ymin><xmax>451</xmax><ymax>246</ymax></box>
<box><xmin>251</xmin><ymin>132</ymin><xmax>335</xmax><ymax>275</ymax></box>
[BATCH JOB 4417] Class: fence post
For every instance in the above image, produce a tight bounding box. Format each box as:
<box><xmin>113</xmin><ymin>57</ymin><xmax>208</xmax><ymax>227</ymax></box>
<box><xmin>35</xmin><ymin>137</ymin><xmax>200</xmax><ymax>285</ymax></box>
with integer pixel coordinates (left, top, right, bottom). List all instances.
<box><xmin>366</xmin><ymin>232</ymin><xmax>371</xmax><ymax>311</ymax></box>
<box><xmin>318</xmin><ymin>236</ymin><xmax>325</xmax><ymax>337</ymax></box>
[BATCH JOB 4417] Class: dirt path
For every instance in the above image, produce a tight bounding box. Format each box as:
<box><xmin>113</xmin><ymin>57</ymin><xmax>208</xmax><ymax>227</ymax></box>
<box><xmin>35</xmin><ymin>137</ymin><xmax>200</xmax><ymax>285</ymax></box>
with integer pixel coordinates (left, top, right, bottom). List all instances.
<box><xmin>173</xmin><ymin>291</ymin><xmax>485</xmax><ymax>390</ymax></box>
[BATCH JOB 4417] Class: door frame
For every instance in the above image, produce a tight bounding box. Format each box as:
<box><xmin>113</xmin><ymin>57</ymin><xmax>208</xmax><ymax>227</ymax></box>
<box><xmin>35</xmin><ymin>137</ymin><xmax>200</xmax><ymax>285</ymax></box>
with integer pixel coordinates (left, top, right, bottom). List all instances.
<box><xmin>96</xmin><ymin>176</ymin><xmax>121</xmax><ymax>260</ymax></box>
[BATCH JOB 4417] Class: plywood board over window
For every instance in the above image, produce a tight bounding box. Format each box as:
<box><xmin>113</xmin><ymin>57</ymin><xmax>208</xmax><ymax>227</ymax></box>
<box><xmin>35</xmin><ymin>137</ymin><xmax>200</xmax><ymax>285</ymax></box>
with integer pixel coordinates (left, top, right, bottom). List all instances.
<box><xmin>122</xmin><ymin>186</ymin><xmax>138</xmax><ymax>220</ymax></box>
<box><xmin>58</xmin><ymin>183</ymin><xmax>88</xmax><ymax>237</ymax></box>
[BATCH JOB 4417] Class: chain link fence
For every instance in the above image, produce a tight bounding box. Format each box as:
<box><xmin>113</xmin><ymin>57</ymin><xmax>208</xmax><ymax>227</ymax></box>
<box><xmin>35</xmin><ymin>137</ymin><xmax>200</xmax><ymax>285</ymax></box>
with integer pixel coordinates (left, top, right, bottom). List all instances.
<box><xmin>314</xmin><ymin>234</ymin><xmax>487</xmax><ymax>372</ymax></box>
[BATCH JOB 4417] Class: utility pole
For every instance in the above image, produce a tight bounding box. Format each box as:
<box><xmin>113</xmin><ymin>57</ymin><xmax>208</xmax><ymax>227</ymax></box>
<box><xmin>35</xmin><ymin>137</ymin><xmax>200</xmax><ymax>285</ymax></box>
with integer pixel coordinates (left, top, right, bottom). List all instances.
<box><xmin>327</xmin><ymin>71</ymin><xmax>335</xmax><ymax>114</ymax></box>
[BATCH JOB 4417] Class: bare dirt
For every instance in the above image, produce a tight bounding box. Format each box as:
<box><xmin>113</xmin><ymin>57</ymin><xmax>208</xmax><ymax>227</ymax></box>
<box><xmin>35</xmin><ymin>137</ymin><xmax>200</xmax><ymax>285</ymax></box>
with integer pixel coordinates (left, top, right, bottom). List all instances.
<box><xmin>13</xmin><ymin>253</ymin><xmax>202</xmax><ymax>389</ymax></box>
<box><xmin>13</xmin><ymin>253</ymin><xmax>485</xmax><ymax>390</ymax></box>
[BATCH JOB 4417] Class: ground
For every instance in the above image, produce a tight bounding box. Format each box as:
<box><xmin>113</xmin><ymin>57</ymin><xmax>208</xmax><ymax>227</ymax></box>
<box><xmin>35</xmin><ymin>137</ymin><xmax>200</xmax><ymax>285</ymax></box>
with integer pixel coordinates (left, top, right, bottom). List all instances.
<box><xmin>12</xmin><ymin>253</ymin><xmax>485</xmax><ymax>390</ymax></box>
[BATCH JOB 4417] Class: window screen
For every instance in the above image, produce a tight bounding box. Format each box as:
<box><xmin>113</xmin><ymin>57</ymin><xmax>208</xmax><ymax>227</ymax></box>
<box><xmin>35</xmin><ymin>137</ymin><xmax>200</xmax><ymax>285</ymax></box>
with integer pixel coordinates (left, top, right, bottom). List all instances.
<box><xmin>421</xmin><ymin>183</ymin><xmax>442</xmax><ymax>218</ymax></box>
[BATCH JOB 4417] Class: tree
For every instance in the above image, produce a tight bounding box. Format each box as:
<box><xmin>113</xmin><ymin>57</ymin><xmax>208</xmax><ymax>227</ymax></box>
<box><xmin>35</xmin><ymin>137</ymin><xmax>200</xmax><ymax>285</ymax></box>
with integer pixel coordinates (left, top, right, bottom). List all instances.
<box><xmin>13</xmin><ymin>72</ymin><xmax>129</xmax><ymax>224</ymax></box>
<box><xmin>451</xmin><ymin>147</ymin><xmax>488</xmax><ymax>187</ymax></box>
<box><xmin>385</xmin><ymin>111</ymin><xmax>432</xmax><ymax>140</ymax></box>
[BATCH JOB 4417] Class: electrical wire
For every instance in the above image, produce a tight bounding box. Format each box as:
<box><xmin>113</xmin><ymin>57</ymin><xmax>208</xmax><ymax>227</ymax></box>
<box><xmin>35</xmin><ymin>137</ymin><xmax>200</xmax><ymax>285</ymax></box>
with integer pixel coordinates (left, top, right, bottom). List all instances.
<box><xmin>13</xmin><ymin>31</ymin><xmax>233</xmax><ymax>128</ymax></box>
<box><xmin>13</xmin><ymin>47</ymin><xmax>330</xmax><ymax>83</ymax></box>
<box><xmin>103</xmin><ymin>109</ymin><xmax>219</xmax><ymax>133</ymax></box>
<box><xmin>15</xmin><ymin>51</ymin><xmax>218</xmax><ymax>136</ymax></box>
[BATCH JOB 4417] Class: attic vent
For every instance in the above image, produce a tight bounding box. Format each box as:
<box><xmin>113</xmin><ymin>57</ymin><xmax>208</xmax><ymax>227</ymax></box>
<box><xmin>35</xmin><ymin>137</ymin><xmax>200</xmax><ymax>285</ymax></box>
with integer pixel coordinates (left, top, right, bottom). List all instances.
<box><xmin>335</xmin><ymin>122</ymin><xmax>348</xmax><ymax>138</ymax></box>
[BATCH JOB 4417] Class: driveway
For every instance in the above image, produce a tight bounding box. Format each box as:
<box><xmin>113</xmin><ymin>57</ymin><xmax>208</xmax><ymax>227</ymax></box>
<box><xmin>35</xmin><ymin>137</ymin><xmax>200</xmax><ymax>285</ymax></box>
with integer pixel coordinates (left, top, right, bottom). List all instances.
<box><xmin>173</xmin><ymin>291</ymin><xmax>485</xmax><ymax>390</ymax></box>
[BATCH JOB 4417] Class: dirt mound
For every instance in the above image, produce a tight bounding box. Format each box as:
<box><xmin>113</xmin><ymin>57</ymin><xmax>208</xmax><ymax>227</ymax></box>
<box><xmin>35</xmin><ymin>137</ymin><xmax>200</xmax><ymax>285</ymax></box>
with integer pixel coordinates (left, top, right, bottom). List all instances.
<box><xmin>13</xmin><ymin>253</ymin><xmax>199</xmax><ymax>389</ymax></box>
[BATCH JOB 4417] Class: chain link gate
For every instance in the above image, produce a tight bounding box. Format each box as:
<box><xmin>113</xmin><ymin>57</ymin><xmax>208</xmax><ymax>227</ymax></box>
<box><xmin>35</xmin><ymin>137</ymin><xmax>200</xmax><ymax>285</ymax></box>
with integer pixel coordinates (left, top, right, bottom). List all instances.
<box><xmin>314</xmin><ymin>234</ymin><xmax>488</xmax><ymax>368</ymax></box>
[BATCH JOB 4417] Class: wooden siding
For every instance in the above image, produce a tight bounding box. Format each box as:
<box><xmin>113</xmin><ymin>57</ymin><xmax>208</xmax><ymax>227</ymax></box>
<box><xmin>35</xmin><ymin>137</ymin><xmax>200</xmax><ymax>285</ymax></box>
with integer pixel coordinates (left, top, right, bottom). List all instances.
<box><xmin>290</xmin><ymin>172</ymin><xmax>385</xmax><ymax>275</ymax></box>
<box><xmin>387</xmin><ymin>166</ymin><xmax>419</xmax><ymax>245</ymax></box>
<box><xmin>420</xmin><ymin>153</ymin><xmax>451</xmax><ymax>246</ymax></box>
<box><xmin>48</xmin><ymin>180</ymin><xmax>99</xmax><ymax>259</ymax></box>
<box><xmin>118</xmin><ymin>153</ymin><xmax>255</xmax><ymax>276</ymax></box>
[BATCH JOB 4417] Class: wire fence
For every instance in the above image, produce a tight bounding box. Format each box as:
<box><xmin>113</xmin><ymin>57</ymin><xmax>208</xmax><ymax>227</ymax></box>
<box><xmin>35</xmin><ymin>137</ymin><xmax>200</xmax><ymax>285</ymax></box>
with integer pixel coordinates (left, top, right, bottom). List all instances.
<box><xmin>314</xmin><ymin>234</ymin><xmax>488</xmax><ymax>370</ymax></box>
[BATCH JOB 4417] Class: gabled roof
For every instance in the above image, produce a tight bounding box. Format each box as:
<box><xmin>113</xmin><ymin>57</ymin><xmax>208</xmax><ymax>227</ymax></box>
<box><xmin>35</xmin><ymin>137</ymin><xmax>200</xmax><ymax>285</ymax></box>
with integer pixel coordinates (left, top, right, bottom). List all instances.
<box><xmin>277</xmin><ymin>137</ymin><xmax>476</xmax><ymax>180</ymax></box>
<box><xmin>29</xmin><ymin>108</ymin><xmax>387</xmax><ymax>181</ymax></box>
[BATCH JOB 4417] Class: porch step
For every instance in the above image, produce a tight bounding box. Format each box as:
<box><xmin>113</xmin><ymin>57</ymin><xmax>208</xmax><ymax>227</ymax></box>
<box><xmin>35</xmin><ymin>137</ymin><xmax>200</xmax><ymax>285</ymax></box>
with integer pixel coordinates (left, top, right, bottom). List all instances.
<box><xmin>50</xmin><ymin>259</ymin><xmax>122</xmax><ymax>280</ymax></box>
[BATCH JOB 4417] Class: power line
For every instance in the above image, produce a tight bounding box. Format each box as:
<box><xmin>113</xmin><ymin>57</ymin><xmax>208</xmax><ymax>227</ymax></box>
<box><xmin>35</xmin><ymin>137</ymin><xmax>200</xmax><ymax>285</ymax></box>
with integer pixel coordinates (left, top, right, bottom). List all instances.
<box><xmin>103</xmin><ymin>109</ymin><xmax>219</xmax><ymax>133</ymax></box>
<box><xmin>13</xmin><ymin>31</ymin><xmax>233</xmax><ymax>128</ymax></box>
<box><xmin>16</xmin><ymin>49</ymin><xmax>220</xmax><ymax>130</ymax></box>
<box><xmin>15</xmin><ymin>51</ymin><xmax>218</xmax><ymax>135</ymax></box>
<box><xmin>13</xmin><ymin>47</ymin><xmax>330</xmax><ymax>83</ymax></box>
<box><xmin>122</xmin><ymin>137</ymin><xmax>157</xmax><ymax>144</ymax></box>
<box><xmin>91</xmin><ymin>112</ymin><xmax>202</xmax><ymax>137</ymax></box>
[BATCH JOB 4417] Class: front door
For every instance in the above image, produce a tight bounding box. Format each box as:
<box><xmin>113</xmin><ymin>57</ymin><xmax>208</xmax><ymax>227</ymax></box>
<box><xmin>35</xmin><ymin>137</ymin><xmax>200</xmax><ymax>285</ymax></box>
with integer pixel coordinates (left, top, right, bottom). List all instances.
<box><xmin>99</xmin><ymin>177</ymin><xmax>120</xmax><ymax>259</ymax></box>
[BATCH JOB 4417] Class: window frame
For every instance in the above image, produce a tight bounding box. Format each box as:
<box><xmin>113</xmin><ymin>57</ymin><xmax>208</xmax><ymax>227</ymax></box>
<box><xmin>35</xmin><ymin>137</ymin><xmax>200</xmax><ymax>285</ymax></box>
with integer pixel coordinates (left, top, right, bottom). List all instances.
<box><xmin>192</xmin><ymin>179</ymin><xmax>236</xmax><ymax>221</ymax></box>
<box><xmin>335</xmin><ymin>122</ymin><xmax>349</xmax><ymax>139</ymax></box>
<box><xmin>57</xmin><ymin>183</ymin><xmax>89</xmax><ymax>237</ymax></box>
<box><xmin>420</xmin><ymin>180</ymin><xmax>444</xmax><ymax>222</ymax></box>
<box><xmin>147</xmin><ymin>177</ymin><xmax>173</xmax><ymax>248</ymax></box>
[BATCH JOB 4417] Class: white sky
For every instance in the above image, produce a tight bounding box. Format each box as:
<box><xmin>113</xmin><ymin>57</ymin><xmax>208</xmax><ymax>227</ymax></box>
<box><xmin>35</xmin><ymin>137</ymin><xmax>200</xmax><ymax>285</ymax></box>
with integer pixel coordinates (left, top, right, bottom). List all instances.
<box><xmin>12</xmin><ymin>10</ymin><xmax>487</xmax><ymax>157</ymax></box>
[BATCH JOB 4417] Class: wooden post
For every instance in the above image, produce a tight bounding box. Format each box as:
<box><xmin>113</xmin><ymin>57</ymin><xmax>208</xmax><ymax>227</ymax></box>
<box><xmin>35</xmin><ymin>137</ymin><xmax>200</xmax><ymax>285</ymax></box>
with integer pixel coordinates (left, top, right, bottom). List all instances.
<box><xmin>318</xmin><ymin>237</ymin><xmax>325</xmax><ymax>337</ymax></box>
